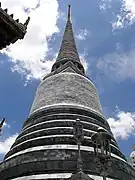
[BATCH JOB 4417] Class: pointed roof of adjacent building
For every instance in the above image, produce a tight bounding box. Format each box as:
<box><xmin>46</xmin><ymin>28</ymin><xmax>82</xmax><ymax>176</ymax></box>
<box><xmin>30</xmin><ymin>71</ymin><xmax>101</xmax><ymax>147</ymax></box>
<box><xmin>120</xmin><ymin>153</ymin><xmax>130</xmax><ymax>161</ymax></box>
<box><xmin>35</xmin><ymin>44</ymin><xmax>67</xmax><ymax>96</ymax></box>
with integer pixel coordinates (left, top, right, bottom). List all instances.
<box><xmin>0</xmin><ymin>2</ymin><xmax>30</xmax><ymax>50</ymax></box>
<box><xmin>52</xmin><ymin>5</ymin><xmax>84</xmax><ymax>74</ymax></box>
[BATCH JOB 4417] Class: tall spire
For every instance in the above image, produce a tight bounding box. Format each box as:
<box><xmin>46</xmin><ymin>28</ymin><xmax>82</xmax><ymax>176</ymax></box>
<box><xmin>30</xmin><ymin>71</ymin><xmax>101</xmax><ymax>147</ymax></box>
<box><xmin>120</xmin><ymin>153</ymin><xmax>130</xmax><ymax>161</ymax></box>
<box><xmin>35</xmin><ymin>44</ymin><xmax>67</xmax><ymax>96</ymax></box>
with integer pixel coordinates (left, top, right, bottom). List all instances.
<box><xmin>56</xmin><ymin>5</ymin><xmax>80</xmax><ymax>62</ymax></box>
<box><xmin>68</xmin><ymin>5</ymin><xmax>71</xmax><ymax>21</ymax></box>
<box><xmin>52</xmin><ymin>5</ymin><xmax>84</xmax><ymax>73</ymax></box>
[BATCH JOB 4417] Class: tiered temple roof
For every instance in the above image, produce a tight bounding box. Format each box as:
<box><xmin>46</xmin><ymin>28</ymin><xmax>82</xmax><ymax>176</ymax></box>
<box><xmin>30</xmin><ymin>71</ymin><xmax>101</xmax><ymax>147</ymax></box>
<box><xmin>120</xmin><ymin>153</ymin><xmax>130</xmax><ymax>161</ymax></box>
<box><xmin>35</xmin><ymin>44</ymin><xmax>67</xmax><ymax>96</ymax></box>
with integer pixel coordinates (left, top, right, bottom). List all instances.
<box><xmin>0</xmin><ymin>2</ymin><xmax>30</xmax><ymax>50</ymax></box>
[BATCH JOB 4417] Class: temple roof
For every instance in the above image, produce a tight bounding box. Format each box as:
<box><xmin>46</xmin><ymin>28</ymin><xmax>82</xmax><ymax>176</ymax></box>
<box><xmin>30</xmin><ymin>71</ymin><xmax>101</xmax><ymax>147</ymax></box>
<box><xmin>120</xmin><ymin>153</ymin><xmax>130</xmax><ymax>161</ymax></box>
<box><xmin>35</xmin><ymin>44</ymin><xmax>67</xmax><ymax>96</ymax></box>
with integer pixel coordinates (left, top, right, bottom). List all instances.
<box><xmin>0</xmin><ymin>2</ymin><xmax>30</xmax><ymax>50</ymax></box>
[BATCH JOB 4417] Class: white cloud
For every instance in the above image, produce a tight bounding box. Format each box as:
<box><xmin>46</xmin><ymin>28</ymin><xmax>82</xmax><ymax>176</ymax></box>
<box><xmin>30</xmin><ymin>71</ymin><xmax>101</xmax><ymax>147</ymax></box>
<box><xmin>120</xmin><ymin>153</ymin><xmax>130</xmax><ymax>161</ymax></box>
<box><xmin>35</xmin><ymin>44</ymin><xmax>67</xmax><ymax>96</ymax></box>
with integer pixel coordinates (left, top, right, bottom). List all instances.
<box><xmin>76</xmin><ymin>29</ymin><xmax>89</xmax><ymax>40</ymax></box>
<box><xmin>97</xmin><ymin>50</ymin><xmax>135</xmax><ymax>81</ymax></box>
<box><xmin>108</xmin><ymin>110</ymin><xmax>135</xmax><ymax>140</ymax></box>
<box><xmin>99</xmin><ymin>0</ymin><xmax>112</xmax><ymax>10</ymax></box>
<box><xmin>112</xmin><ymin>14</ymin><xmax>125</xmax><ymax>30</ymax></box>
<box><xmin>100</xmin><ymin>0</ymin><xmax>135</xmax><ymax>30</ymax></box>
<box><xmin>75</xmin><ymin>29</ymin><xmax>89</xmax><ymax>73</ymax></box>
<box><xmin>3</xmin><ymin>122</ymin><xmax>10</xmax><ymax>129</ymax></box>
<box><xmin>0</xmin><ymin>0</ymin><xmax>59</xmax><ymax>81</ymax></box>
<box><xmin>123</xmin><ymin>0</ymin><xmax>135</xmax><ymax>21</ymax></box>
<box><xmin>80</xmin><ymin>53</ymin><xmax>89</xmax><ymax>73</ymax></box>
<box><xmin>112</xmin><ymin>0</ymin><xmax>135</xmax><ymax>30</ymax></box>
<box><xmin>0</xmin><ymin>133</ymin><xmax>18</xmax><ymax>155</ymax></box>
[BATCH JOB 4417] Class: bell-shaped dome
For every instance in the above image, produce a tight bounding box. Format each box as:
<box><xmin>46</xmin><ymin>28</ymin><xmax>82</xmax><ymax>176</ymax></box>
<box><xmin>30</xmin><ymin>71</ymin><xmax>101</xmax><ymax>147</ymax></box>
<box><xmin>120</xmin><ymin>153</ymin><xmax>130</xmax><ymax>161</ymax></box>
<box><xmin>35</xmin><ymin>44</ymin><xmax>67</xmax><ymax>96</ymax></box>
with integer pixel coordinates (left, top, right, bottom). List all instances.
<box><xmin>30</xmin><ymin>72</ymin><xmax>103</xmax><ymax>116</ymax></box>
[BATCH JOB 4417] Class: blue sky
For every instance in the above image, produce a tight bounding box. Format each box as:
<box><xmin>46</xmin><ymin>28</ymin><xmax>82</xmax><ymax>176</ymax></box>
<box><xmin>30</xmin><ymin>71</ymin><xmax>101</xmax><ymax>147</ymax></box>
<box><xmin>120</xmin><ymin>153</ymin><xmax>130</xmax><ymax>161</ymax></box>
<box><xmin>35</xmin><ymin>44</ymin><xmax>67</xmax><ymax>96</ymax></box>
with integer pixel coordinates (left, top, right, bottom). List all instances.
<box><xmin>0</xmin><ymin>0</ymin><xmax>135</xmax><ymax>161</ymax></box>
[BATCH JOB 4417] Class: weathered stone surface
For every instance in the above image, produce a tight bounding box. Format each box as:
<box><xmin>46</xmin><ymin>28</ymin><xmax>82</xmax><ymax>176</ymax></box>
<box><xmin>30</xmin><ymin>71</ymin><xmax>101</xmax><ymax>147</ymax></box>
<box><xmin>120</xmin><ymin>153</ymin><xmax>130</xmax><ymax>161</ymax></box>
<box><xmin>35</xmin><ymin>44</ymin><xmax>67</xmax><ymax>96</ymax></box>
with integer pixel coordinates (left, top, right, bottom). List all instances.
<box><xmin>0</xmin><ymin>150</ymin><xmax>135</xmax><ymax>180</ymax></box>
<box><xmin>30</xmin><ymin>73</ymin><xmax>103</xmax><ymax>115</ymax></box>
<box><xmin>25</xmin><ymin>106</ymin><xmax>109</xmax><ymax>129</ymax></box>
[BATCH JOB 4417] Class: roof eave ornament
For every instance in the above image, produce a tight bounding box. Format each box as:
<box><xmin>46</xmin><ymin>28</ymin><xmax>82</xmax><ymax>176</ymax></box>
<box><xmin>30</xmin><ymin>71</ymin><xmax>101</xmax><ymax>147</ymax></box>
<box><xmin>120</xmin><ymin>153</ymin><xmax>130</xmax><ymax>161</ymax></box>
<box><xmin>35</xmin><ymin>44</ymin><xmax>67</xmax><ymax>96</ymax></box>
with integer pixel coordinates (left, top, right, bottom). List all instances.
<box><xmin>24</xmin><ymin>16</ymin><xmax>30</xmax><ymax>29</ymax></box>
